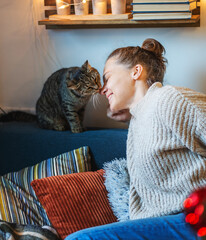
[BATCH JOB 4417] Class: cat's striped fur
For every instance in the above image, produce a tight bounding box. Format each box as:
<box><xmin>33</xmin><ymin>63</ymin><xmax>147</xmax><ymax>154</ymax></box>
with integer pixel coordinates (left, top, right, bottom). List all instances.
<box><xmin>36</xmin><ymin>60</ymin><xmax>101</xmax><ymax>133</ymax></box>
<box><xmin>0</xmin><ymin>61</ymin><xmax>101</xmax><ymax>133</ymax></box>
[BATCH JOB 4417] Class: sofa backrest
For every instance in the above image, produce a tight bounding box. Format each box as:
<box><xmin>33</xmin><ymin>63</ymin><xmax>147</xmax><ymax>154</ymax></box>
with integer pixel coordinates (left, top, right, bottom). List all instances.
<box><xmin>0</xmin><ymin>122</ymin><xmax>128</xmax><ymax>175</ymax></box>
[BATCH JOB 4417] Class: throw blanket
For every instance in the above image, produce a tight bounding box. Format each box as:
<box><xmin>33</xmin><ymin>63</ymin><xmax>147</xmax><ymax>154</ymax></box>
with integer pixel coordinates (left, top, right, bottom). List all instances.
<box><xmin>103</xmin><ymin>158</ymin><xmax>129</xmax><ymax>222</ymax></box>
<box><xmin>0</xmin><ymin>220</ymin><xmax>60</xmax><ymax>240</ymax></box>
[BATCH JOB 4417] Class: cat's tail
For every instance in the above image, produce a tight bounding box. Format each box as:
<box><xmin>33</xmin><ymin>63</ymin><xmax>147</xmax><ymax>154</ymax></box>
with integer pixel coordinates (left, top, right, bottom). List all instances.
<box><xmin>0</xmin><ymin>111</ymin><xmax>37</xmax><ymax>122</ymax></box>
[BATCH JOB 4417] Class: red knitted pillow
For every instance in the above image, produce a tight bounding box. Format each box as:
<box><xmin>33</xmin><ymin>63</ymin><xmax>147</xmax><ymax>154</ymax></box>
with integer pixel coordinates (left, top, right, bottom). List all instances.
<box><xmin>31</xmin><ymin>169</ymin><xmax>117</xmax><ymax>239</ymax></box>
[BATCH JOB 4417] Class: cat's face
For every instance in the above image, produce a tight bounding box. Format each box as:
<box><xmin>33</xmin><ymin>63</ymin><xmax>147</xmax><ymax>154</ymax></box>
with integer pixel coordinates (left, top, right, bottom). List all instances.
<box><xmin>82</xmin><ymin>66</ymin><xmax>101</xmax><ymax>95</ymax></box>
<box><xmin>69</xmin><ymin>61</ymin><xmax>101</xmax><ymax>96</ymax></box>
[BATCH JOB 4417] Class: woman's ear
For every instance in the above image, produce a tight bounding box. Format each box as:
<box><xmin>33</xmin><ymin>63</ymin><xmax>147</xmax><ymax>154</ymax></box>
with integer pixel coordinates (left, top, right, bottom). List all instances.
<box><xmin>131</xmin><ymin>64</ymin><xmax>143</xmax><ymax>80</ymax></box>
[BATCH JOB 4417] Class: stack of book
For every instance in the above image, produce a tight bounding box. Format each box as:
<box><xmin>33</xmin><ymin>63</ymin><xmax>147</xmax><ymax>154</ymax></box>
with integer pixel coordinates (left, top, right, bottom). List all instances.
<box><xmin>131</xmin><ymin>0</ymin><xmax>197</xmax><ymax>20</ymax></box>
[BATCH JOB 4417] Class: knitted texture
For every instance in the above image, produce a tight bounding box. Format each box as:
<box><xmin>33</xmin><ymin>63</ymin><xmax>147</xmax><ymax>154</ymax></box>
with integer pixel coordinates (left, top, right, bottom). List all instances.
<box><xmin>127</xmin><ymin>82</ymin><xmax>206</xmax><ymax>220</ymax></box>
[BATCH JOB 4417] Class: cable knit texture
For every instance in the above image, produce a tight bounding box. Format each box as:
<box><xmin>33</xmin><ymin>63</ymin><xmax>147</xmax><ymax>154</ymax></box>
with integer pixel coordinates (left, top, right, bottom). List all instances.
<box><xmin>127</xmin><ymin>82</ymin><xmax>206</xmax><ymax>220</ymax></box>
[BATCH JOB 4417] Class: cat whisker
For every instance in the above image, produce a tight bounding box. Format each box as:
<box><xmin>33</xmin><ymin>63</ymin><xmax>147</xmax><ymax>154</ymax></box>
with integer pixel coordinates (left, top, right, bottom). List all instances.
<box><xmin>97</xmin><ymin>93</ymin><xmax>101</xmax><ymax>106</ymax></box>
<box><xmin>93</xmin><ymin>95</ymin><xmax>96</xmax><ymax>110</ymax></box>
<box><xmin>93</xmin><ymin>94</ymin><xmax>97</xmax><ymax>110</ymax></box>
<box><xmin>90</xmin><ymin>93</ymin><xmax>96</xmax><ymax>110</ymax></box>
<box><xmin>90</xmin><ymin>94</ymin><xmax>94</xmax><ymax>109</ymax></box>
<box><xmin>91</xmin><ymin>93</ymin><xmax>101</xmax><ymax>110</ymax></box>
<box><xmin>94</xmin><ymin>94</ymin><xmax>99</xmax><ymax>108</ymax></box>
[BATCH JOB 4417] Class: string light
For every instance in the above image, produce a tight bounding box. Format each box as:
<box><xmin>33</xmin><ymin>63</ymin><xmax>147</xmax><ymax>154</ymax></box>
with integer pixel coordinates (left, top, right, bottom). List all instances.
<box><xmin>195</xmin><ymin>204</ymin><xmax>205</xmax><ymax>216</ymax></box>
<box><xmin>185</xmin><ymin>213</ymin><xmax>199</xmax><ymax>225</ymax></box>
<box><xmin>58</xmin><ymin>0</ymin><xmax>89</xmax><ymax>9</ymax></box>
<box><xmin>197</xmin><ymin>227</ymin><xmax>206</xmax><ymax>237</ymax></box>
<box><xmin>183</xmin><ymin>193</ymin><xmax>199</xmax><ymax>208</ymax></box>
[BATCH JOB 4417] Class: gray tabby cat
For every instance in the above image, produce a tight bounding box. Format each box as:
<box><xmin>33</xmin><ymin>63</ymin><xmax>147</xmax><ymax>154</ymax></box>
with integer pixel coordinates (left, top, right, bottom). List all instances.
<box><xmin>36</xmin><ymin>60</ymin><xmax>101</xmax><ymax>133</ymax></box>
<box><xmin>0</xmin><ymin>61</ymin><xmax>101</xmax><ymax>133</ymax></box>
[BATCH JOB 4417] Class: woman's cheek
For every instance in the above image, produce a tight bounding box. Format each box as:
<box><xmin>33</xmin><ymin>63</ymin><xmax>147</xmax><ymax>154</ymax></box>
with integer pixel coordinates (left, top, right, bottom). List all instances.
<box><xmin>109</xmin><ymin>98</ymin><xmax>118</xmax><ymax>112</ymax></box>
<box><xmin>110</xmin><ymin>98</ymin><xmax>123</xmax><ymax>112</ymax></box>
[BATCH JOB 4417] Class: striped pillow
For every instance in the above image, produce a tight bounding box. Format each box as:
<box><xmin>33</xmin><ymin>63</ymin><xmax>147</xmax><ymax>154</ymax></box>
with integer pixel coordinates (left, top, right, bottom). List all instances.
<box><xmin>0</xmin><ymin>220</ymin><xmax>60</xmax><ymax>240</ymax></box>
<box><xmin>31</xmin><ymin>170</ymin><xmax>117</xmax><ymax>239</ymax></box>
<box><xmin>0</xmin><ymin>146</ymin><xmax>91</xmax><ymax>226</ymax></box>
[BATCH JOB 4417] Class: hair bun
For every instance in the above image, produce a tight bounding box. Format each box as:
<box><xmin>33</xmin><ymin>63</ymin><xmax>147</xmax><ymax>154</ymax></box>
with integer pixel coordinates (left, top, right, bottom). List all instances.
<box><xmin>141</xmin><ymin>38</ymin><xmax>165</xmax><ymax>58</ymax></box>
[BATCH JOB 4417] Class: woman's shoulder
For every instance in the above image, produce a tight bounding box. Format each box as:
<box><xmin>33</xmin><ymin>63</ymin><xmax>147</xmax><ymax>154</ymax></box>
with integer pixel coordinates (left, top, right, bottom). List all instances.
<box><xmin>157</xmin><ymin>84</ymin><xmax>206</xmax><ymax>117</ymax></box>
<box><xmin>159</xmin><ymin>84</ymin><xmax>205</xmax><ymax>102</ymax></box>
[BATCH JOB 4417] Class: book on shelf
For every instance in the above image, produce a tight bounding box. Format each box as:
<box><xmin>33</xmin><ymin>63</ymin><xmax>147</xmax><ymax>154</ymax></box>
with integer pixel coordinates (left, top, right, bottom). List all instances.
<box><xmin>132</xmin><ymin>11</ymin><xmax>192</xmax><ymax>20</ymax></box>
<box><xmin>132</xmin><ymin>0</ymin><xmax>195</xmax><ymax>3</ymax></box>
<box><xmin>132</xmin><ymin>1</ymin><xmax>197</xmax><ymax>12</ymax></box>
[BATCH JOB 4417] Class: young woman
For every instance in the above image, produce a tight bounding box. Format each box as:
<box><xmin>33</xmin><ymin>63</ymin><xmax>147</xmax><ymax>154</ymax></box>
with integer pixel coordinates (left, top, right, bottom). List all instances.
<box><xmin>66</xmin><ymin>39</ymin><xmax>206</xmax><ymax>240</ymax></box>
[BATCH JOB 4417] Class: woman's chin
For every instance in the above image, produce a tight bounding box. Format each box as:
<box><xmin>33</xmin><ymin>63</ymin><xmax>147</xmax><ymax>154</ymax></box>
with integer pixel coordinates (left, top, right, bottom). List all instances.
<box><xmin>109</xmin><ymin>106</ymin><xmax>117</xmax><ymax>113</ymax></box>
<box><xmin>110</xmin><ymin>105</ymin><xmax>121</xmax><ymax>113</ymax></box>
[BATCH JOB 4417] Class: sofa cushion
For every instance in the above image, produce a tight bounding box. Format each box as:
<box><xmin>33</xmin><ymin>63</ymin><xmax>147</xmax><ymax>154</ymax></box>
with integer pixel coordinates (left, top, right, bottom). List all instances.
<box><xmin>0</xmin><ymin>122</ymin><xmax>127</xmax><ymax>175</ymax></box>
<box><xmin>31</xmin><ymin>169</ymin><xmax>118</xmax><ymax>239</ymax></box>
<box><xmin>0</xmin><ymin>146</ymin><xmax>91</xmax><ymax>225</ymax></box>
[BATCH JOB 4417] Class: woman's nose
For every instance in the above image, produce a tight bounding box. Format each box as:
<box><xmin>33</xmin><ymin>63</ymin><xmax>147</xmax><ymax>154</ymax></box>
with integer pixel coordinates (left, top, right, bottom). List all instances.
<box><xmin>99</xmin><ymin>85</ymin><xmax>107</xmax><ymax>95</ymax></box>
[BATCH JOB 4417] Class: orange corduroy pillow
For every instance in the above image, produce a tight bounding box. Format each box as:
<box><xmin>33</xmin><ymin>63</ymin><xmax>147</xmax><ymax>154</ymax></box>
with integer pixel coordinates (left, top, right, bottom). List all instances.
<box><xmin>31</xmin><ymin>169</ymin><xmax>117</xmax><ymax>239</ymax></box>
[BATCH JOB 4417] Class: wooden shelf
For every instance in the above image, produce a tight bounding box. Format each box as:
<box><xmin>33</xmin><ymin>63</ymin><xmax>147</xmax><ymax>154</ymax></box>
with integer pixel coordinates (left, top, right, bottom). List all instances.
<box><xmin>41</xmin><ymin>0</ymin><xmax>200</xmax><ymax>29</ymax></box>
<box><xmin>39</xmin><ymin>15</ymin><xmax>200</xmax><ymax>29</ymax></box>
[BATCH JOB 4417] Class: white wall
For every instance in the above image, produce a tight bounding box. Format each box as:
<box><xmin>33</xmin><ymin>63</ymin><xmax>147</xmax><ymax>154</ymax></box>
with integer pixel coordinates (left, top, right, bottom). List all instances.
<box><xmin>0</xmin><ymin>0</ymin><xmax>206</xmax><ymax>129</ymax></box>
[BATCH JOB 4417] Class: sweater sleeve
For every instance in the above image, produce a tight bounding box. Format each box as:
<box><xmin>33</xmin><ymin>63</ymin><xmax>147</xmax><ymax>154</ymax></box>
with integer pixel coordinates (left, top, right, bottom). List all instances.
<box><xmin>157</xmin><ymin>86</ymin><xmax>206</xmax><ymax>157</ymax></box>
<box><xmin>196</xmin><ymin>113</ymin><xmax>206</xmax><ymax>156</ymax></box>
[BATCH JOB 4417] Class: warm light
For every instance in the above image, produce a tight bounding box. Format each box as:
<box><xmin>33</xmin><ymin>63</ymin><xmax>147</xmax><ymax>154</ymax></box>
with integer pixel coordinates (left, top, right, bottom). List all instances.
<box><xmin>184</xmin><ymin>193</ymin><xmax>200</xmax><ymax>208</ymax></box>
<box><xmin>197</xmin><ymin>227</ymin><xmax>206</xmax><ymax>237</ymax></box>
<box><xmin>58</xmin><ymin>0</ymin><xmax>88</xmax><ymax>9</ymax></box>
<box><xmin>195</xmin><ymin>204</ymin><xmax>205</xmax><ymax>216</ymax></box>
<box><xmin>185</xmin><ymin>213</ymin><xmax>199</xmax><ymax>225</ymax></box>
<box><xmin>59</xmin><ymin>5</ymin><xmax>68</xmax><ymax>9</ymax></box>
<box><xmin>184</xmin><ymin>198</ymin><xmax>193</xmax><ymax>208</ymax></box>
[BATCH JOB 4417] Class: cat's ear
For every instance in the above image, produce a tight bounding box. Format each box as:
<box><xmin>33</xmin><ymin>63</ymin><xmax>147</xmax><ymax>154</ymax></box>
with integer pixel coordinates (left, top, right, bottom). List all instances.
<box><xmin>82</xmin><ymin>60</ymin><xmax>92</xmax><ymax>72</ymax></box>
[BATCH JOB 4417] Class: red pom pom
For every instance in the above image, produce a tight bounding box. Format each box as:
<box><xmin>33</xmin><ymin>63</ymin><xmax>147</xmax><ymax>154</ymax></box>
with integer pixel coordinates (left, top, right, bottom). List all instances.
<box><xmin>184</xmin><ymin>187</ymin><xmax>206</xmax><ymax>237</ymax></box>
<box><xmin>198</xmin><ymin>227</ymin><xmax>206</xmax><ymax>237</ymax></box>
<box><xmin>185</xmin><ymin>213</ymin><xmax>199</xmax><ymax>225</ymax></box>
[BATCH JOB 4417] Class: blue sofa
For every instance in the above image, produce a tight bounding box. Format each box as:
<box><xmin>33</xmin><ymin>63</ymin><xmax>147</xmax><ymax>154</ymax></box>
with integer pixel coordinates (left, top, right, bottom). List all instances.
<box><xmin>0</xmin><ymin>122</ymin><xmax>127</xmax><ymax>176</ymax></box>
<box><xmin>0</xmin><ymin>122</ymin><xmax>198</xmax><ymax>240</ymax></box>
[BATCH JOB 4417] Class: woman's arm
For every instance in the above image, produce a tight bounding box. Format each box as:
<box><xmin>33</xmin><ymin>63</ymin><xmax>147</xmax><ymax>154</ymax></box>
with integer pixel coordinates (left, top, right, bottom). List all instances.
<box><xmin>158</xmin><ymin>86</ymin><xmax>206</xmax><ymax>157</ymax></box>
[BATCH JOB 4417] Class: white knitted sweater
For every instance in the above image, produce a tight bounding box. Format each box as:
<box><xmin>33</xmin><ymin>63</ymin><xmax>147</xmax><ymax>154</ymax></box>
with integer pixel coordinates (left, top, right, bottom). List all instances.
<box><xmin>127</xmin><ymin>82</ymin><xmax>206</xmax><ymax>220</ymax></box>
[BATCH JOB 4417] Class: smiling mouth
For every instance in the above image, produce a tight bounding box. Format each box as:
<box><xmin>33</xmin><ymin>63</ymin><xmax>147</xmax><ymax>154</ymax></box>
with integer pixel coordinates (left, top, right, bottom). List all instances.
<box><xmin>107</xmin><ymin>93</ymin><xmax>113</xmax><ymax>102</ymax></box>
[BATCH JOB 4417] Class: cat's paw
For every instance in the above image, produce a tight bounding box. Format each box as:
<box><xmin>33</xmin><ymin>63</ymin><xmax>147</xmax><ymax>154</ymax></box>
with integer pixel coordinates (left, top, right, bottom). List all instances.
<box><xmin>53</xmin><ymin>125</ymin><xmax>67</xmax><ymax>131</ymax></box>
<box><xmin>71</xmin><ymin>127</ymin><xmax>84</xmax><ymax>133</ymax></box>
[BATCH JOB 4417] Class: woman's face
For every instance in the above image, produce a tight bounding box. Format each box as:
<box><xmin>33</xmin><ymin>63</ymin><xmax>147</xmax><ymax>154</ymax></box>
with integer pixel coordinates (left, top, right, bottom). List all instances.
<box><xmin>101</xmin><ymin>57</ymin><xmax>136</xmax><ymax>112</ymax></box>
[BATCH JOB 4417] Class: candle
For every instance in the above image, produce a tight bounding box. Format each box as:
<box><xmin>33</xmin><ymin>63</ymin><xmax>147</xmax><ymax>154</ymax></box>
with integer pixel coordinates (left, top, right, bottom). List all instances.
<box><xmin>74</xmin><ymin>0</ymin><xmax>89</xmax><ymax>15</ymax></box>
<box><xmin>56</xmin><ymin>0</ymin><xmax>71</xmax><ymax>15</ymax></box>
<box><xmin>111</xmin><ymin>0</ymin><xmax>126</xmax><ymax>14</ymax></box>
<box><xmin>92</xmin><ymin>0</ymin><xmax>107</xmax><ymax>15</ymax></box>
